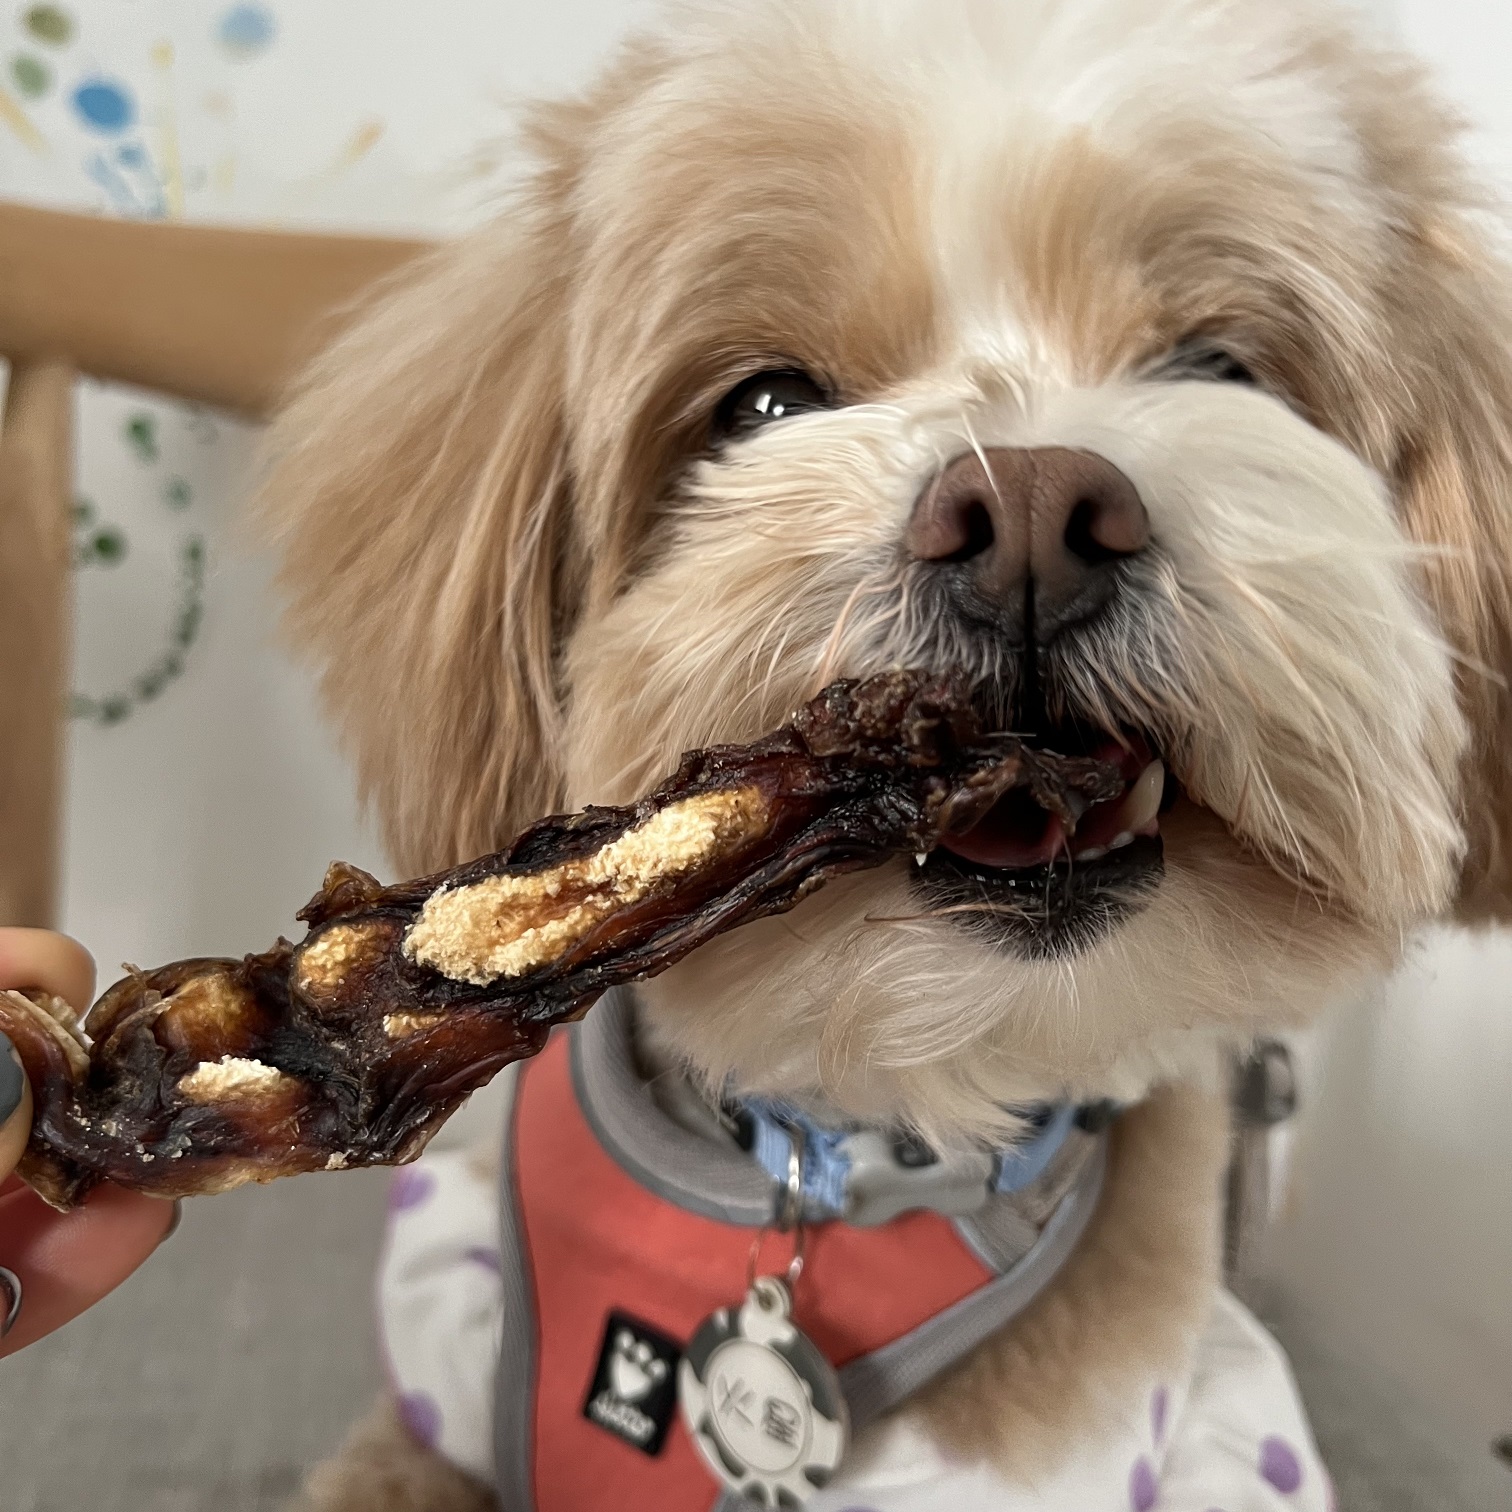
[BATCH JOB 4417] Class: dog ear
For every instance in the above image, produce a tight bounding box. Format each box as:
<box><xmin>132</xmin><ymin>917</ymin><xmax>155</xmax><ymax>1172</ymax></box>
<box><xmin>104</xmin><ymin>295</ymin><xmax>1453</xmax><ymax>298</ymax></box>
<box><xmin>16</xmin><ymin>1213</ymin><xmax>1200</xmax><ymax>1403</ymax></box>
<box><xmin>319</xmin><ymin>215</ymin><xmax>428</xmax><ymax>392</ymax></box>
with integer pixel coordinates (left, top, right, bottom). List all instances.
<box><xmin>1392</xmin><ymin>216</ymin><xmax>1512</xmax><ymax>922</ymax></box>
<box><xmin>258</xmin><ymin>222</ymin><xmax>577</xmax><ymax>877</ymax></box>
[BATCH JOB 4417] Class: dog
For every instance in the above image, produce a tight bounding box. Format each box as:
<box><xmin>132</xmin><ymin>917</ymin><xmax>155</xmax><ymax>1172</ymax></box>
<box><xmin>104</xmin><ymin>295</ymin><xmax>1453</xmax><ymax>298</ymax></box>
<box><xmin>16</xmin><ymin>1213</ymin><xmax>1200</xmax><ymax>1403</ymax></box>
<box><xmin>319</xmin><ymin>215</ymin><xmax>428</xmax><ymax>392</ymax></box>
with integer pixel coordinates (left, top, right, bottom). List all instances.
<box><xmin>259</xmin><ymin>1</ymin><xmax>1512</xmax><ymax>1507</ymax></box>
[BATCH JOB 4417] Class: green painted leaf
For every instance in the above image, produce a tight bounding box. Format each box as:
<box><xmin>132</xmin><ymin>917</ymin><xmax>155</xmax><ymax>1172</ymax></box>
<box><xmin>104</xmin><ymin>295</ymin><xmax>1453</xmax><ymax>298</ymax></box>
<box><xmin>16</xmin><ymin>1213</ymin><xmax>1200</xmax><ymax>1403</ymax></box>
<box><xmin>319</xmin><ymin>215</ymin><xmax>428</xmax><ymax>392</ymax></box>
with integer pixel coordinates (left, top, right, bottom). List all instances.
<box><xmin>23</xmin><ymin>5</ymin><xmax>73</xmax><ymax>46</ymax></box>
<box><xmin>11</xmin><ymin>54</ymin><xmax>50</xmax><ymax>98</ymax></box>
<box><xmin>124</xmin><ymin>412</ymin><xmax>158</xmax><ymax>463</ymax></box>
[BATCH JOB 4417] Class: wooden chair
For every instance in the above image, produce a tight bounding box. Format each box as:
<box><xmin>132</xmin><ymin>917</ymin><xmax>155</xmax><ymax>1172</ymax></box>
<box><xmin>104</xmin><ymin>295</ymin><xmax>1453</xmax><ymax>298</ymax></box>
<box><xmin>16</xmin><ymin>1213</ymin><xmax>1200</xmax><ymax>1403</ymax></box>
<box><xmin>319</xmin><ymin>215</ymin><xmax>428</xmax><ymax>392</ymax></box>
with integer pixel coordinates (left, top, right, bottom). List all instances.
<box><xmin>0</xmin><ymin>201</ymin><xmax>427</xmax><ymax>931</ymax></box>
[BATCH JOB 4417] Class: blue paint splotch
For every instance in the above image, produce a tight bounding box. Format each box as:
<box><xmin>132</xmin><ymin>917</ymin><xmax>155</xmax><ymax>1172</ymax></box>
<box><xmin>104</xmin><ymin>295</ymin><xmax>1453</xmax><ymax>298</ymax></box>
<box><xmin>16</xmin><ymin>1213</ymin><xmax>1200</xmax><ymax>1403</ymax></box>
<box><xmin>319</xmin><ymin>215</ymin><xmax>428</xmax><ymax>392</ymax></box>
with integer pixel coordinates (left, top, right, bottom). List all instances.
<box><xmin>72</xmin><ymin>76</ymin><xmax>134</xmax><ymax>133</ymax></box>
<box><xmin>218</xmin><ymin>4</ymin><xmax>274</xmax><ymax>59</ymax></box>
<box><xmin>84</xmin><ymin>142</ymin><xmax>166</xmax><ymax>219</ymax></box>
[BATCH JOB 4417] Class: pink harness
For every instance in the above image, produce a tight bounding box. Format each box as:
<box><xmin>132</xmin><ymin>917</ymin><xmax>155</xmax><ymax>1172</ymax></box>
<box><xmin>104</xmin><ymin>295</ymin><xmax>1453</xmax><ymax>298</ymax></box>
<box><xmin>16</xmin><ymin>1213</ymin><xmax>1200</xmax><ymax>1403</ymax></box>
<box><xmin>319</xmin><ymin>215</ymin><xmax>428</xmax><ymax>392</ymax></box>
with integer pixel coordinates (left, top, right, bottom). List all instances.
<box><xmin>492</xmin><ymin>1014</ymin><xmax>1106</xmax><ymax>1511</ymax></box>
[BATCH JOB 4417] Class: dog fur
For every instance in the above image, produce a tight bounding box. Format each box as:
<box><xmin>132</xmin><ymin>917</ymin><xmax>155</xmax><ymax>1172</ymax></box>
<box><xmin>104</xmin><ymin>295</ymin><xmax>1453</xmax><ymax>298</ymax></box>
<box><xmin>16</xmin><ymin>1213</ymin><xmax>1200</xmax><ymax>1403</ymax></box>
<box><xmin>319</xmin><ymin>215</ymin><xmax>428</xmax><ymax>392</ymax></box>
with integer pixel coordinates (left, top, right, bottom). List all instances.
<box><xmin>258</xmin><ymin>0</ymin><xmax>1512</xmax><ymax>1505</ymax></box>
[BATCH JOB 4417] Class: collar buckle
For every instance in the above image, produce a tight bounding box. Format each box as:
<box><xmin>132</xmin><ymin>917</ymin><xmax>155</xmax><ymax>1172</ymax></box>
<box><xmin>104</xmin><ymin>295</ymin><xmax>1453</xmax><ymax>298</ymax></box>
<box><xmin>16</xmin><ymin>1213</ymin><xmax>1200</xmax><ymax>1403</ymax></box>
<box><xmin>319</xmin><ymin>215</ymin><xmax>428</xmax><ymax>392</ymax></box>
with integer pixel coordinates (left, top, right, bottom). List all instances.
<box><xmin>738</xmin><ymin>1099</ymin><xmax>1101</xmax><ymax>1227</ymax></box>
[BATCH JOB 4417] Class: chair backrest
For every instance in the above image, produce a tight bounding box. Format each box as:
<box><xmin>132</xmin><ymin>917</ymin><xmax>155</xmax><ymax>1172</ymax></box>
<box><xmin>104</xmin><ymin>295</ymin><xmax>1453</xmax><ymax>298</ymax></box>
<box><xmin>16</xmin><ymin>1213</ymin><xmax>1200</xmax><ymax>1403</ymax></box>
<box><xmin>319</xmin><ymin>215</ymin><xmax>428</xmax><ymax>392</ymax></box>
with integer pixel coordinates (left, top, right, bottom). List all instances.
<box><xmin>0</xmin><ymin>202</ymin><xmax>428</xmax><ymax>928</ymax></box>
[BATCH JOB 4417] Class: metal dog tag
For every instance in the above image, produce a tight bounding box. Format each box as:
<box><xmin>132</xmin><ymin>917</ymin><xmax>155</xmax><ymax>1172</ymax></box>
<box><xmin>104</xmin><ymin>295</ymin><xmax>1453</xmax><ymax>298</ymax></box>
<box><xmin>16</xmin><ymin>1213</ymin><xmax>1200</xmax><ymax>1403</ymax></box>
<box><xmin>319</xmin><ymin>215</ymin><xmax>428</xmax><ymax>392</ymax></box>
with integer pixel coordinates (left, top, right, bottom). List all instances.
<box><xmin>677</xmin><ymin>1275</ymin><xmax>848</xmax><ymax>1503</ymax></box>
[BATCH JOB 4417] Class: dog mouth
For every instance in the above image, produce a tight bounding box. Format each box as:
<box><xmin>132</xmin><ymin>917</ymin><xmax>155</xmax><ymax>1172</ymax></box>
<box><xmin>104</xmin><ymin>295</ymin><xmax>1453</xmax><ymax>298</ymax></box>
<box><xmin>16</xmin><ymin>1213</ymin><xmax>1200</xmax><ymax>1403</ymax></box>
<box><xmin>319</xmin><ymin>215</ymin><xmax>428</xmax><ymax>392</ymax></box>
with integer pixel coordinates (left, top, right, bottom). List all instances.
<box><xmin>943</xmin><ymin>729</ymin><xmax>1166</xmax><ymax>868</ymax></box>
<box><xmin>910</xmin><ymin>721</ymin><xmax>1175</xmax><ymax>957</ymax></box>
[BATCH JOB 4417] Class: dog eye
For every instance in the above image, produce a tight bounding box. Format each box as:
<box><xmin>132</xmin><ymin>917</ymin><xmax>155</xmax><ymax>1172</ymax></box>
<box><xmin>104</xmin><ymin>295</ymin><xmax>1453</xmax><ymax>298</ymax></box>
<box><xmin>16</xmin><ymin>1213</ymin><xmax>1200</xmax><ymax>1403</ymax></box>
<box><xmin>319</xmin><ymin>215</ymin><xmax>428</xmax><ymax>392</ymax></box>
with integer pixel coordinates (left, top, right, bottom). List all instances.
<box><xmin>712</xmin><ymin>369</ymin><xmax>831</xmax><ymax>439</ymax></box>
<box><xmin>1167</xmin><ymin>342</ymin><xmax>1256</xmax><ymax>386</ymax></box>
<box><xmin>1194</xmin><ymin>348</ymin><xmax>1255</xmax><ymax>384</ymax></box>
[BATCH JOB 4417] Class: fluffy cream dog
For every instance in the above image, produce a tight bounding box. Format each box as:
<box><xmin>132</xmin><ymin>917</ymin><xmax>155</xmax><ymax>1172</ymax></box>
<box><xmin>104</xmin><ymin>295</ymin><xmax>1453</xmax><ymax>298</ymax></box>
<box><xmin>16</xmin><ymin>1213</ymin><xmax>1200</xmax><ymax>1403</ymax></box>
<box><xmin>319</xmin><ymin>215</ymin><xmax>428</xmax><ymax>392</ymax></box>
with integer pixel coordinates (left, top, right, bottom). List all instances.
<box><xmin>263</xmin><ymin>0</ymin><xmax>1512</xmax><ymax>1506</ymax></box>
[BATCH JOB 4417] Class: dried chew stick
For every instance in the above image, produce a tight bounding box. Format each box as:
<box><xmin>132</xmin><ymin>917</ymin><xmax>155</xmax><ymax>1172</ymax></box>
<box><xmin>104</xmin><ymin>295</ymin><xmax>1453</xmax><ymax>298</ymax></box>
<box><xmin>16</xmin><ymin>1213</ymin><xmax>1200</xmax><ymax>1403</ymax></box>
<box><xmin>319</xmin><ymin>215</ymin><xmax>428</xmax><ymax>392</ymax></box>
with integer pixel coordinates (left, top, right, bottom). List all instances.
<box><xmin>0</xmin><ymin>672</ymin><xmax>1121</xmax><ymax>1211</ymax></box>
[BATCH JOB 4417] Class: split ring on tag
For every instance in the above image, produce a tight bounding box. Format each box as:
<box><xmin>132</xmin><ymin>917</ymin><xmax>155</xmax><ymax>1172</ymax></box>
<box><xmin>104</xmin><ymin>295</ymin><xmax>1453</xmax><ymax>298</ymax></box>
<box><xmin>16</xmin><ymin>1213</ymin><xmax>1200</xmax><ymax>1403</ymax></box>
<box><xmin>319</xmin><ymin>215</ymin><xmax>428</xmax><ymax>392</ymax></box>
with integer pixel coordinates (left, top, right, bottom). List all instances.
<box><xmin>747</xmin><ymin>1220</ymin><xmax>806</xmax><ymax>1292</ymax></box>
<box><xmin>678</xmin><ymin>1272</ymin><xmax>848</xmax><ymax>1503</ymax></box>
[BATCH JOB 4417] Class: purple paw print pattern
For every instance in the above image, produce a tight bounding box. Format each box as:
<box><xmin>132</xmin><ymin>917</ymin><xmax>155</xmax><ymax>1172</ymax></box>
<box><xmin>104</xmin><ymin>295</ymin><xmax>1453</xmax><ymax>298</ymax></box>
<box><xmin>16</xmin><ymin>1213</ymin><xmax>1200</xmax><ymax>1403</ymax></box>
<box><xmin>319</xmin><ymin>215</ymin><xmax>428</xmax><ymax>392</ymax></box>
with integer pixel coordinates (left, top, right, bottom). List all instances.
<box><xmin>1151</xmin><ymin>1385</ymin><xmax>1169</xmax><ymax>1446</ymax></box>
<box><xmin>1259</xmin><ymin>1435</ymin><xmax>1304</xmax><ymax>1495</ymax></box>
<box><xmin>464</xmin><ymin>1245</ymin><xmax>501</xmax><ymax>1273</ymax></box>
<box><xmin>389</xmin><ymin>1166</ymin><xmax>436</xmax><ymax>1213</ymax></box>
<box><xmin>1130</xmin><ymin>1455</ymin><xmax>1159</xmax><ymax>1512</ymax></box>
<box><xmin>398</xmin><ymin>1390</ymin><xmax>442</xmax><ymax>1449</ymax></box>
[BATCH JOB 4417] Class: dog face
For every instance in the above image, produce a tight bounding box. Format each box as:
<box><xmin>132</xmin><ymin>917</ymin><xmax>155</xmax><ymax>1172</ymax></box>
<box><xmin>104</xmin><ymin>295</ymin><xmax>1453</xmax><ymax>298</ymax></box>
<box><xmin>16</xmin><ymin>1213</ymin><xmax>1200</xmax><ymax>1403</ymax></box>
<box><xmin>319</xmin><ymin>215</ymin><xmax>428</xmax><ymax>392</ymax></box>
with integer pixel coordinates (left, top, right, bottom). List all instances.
<box><xmin>264</xmin><ymin>0</ymin><xmax>1512</xmax><ymax>1137</ymax></box>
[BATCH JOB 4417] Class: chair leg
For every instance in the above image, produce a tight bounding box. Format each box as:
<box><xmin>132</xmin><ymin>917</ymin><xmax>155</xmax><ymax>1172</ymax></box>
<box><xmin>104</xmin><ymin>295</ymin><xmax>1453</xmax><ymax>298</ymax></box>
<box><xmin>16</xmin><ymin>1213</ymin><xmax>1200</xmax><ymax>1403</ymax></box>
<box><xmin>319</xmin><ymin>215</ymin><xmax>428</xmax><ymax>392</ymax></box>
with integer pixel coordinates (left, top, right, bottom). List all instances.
<box><xmin>0</xmin><ymin>359</ymin><xmax>74</xmax><ymax>928</ymax></box>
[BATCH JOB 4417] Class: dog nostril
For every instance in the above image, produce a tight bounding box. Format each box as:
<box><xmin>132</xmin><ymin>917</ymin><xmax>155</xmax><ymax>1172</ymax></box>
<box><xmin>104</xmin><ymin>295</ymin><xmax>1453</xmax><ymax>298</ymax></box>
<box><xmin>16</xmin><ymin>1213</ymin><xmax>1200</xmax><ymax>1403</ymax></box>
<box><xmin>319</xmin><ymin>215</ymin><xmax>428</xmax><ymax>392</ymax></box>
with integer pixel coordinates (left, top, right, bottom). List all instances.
<box><xmin>1064</xmin><ymin>496</ymin><xmax>1121</xmax><ymax>566</ymax></box>
<box><xmin>951</xmin><ymin>498</ymin><xmax>996</xmax><ymax>562</ymax></box>
<box><xmin>1063</xmin><ymin>487</ymin><xmax>1148</xmax><ymax>567</ymax></box>
<box><xmin>905</xmin><ymin>479</ymin><xmax>1000</xmax><ymax>565</ymax></box>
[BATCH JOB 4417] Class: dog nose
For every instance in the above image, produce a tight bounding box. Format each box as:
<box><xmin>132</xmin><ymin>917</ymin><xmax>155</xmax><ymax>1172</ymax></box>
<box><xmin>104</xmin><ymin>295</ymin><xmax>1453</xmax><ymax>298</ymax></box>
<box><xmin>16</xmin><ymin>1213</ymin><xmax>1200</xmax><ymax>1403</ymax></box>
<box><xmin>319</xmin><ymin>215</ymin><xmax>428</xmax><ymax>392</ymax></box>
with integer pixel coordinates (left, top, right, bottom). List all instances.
<box><xmin>905</xmin><ymin>446</ymin><xmax>1149</xmax><ymax>643</ymax></box>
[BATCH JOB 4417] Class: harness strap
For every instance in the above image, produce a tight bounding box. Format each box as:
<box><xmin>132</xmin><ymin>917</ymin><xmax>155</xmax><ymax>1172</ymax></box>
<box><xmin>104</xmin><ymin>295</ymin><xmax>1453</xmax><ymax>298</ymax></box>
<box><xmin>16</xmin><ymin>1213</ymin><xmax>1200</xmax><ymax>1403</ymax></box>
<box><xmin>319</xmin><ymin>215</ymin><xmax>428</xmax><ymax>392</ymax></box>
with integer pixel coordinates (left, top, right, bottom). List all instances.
<box><xmin>704</xmin><ymin>1136</ymin><xmax>1107</xmax><ymax>1512</ymax></box>
<box><xmin>839</xmin><ymin>1132</ymin><xmax>1105</xmax><ymax>1427</ymax></box>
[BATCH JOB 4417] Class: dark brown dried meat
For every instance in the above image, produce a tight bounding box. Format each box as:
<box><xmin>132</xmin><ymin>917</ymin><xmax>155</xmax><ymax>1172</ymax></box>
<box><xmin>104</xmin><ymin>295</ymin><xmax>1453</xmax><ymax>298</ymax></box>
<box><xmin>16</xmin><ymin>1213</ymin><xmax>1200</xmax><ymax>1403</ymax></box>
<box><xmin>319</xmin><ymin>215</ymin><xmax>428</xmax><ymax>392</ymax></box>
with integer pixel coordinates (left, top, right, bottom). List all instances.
<box><xmin>0</xmin><ymin>672</ymin><xmax>1121</xmax><ymax>1210</ymax></box>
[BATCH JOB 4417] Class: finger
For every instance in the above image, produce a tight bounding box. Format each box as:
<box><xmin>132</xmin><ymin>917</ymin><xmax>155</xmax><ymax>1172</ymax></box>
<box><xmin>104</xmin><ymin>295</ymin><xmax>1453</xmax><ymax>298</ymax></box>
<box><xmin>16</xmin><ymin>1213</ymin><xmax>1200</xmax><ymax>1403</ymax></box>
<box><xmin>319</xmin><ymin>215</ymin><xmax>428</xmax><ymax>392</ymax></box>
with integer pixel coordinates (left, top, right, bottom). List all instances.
<box><xmin>0</xmin><ymin>930</ymin><xmax>95</xmax><ymax>1016</ymax></box>
<box><xmin>0</xmin><ymin>1179</ymin><xmax>175</xmax><ymax>1356</ymax></box>
<box><xmin>0</xmin><ymin>1032</ymin><xmax>31</xmax><ymax>1179</ymax></box>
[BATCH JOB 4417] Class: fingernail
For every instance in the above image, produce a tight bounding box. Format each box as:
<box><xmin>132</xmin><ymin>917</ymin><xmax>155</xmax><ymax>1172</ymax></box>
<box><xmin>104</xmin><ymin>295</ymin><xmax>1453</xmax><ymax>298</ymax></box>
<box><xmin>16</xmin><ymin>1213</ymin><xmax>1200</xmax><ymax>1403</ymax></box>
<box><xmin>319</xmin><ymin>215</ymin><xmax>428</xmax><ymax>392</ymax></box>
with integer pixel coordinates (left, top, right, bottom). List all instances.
<box><xmin>0</xmin><ymin>1265</ymin><xmax>21</xmax><ymax>1337</ymax></box>
<box><xmin>0</xmin><ymin>1033</ymin><xmax>23</xmax><ymax>1125</ymax></box>
<box><xmin>158</xmin><ymin>1200</ymin><xmax>183</xmax><ymax>1247</ymax></box>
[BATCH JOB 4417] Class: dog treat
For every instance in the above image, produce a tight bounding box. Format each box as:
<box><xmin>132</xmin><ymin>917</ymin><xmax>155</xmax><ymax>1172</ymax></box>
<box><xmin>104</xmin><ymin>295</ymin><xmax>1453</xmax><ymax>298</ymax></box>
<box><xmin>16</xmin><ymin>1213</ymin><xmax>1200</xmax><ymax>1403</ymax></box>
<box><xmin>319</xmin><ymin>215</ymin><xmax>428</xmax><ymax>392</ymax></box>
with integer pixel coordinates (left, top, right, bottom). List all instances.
<box><xmin>1</xmin><ymin>672</ymin><xmax>1121</xmax><ymax>1211</ymax></box>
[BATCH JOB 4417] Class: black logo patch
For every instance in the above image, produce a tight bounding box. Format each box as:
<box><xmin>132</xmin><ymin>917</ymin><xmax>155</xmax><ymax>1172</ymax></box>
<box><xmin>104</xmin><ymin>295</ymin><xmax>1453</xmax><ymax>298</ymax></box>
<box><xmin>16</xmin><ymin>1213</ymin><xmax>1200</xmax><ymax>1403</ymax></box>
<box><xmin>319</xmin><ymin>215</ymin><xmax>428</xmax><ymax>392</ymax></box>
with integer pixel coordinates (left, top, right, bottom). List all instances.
<box><xmin>582</xmin><ymin>1311</ymin><xmax>682</xmax><ymax>1456</ymax></box>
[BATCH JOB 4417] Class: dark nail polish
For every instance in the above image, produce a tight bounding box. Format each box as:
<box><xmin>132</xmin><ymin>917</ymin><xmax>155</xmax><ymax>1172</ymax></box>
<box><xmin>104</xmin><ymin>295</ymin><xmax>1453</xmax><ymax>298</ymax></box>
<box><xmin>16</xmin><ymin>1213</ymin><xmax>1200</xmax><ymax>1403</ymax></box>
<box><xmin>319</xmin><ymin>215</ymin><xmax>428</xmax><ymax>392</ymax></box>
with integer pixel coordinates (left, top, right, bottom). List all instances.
<box><xmin>0</xmin><ymin>1265</ymin><xmax>21</xmax><ymax>1337</ymax></box>
<box><xmin>158</xmin><ymin>1200</ymin><xmax>183</xmax><ymax>1246</ymax></box>
<box><xmin>0</xmin><ymin>1033</ymin><xmax>23</xmax><ymax>1125</ymax></box>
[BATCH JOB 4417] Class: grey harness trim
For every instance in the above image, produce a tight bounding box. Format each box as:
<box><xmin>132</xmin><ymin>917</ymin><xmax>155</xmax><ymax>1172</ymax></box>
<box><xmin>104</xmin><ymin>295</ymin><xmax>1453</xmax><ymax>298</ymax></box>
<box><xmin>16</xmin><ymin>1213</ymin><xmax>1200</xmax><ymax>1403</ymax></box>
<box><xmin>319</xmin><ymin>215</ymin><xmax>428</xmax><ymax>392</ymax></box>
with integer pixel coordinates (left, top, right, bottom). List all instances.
<box><xmin>495</xmin><ymin>991</ymin><xmax>1109</xmax><ymax>1510</ymax></box>
<box><xmin>494</xmin><ymin>1078</ymin><xmax>537</xmax><ymax>1512</ymax></box>
<box><xmin>572</xmin><ymin>989</ymin><xmax>775</xmax><ymax>1225</ymax></box>
<box><xmin>839</xmin><ymin>1136</ymin><xmax>1104</xmax><ymax>1427</ymax></box>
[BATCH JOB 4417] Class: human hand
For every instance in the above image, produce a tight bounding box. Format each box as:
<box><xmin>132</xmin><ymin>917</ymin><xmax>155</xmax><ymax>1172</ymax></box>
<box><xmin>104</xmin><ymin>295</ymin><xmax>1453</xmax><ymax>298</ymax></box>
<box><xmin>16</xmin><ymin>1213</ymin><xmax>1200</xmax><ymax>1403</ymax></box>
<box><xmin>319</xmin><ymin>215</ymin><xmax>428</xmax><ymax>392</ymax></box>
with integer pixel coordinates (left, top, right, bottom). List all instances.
<box><xmin>0</xmin><ymin>928</ymin><xmax>176</xmax><ymax>1357</ymax></box>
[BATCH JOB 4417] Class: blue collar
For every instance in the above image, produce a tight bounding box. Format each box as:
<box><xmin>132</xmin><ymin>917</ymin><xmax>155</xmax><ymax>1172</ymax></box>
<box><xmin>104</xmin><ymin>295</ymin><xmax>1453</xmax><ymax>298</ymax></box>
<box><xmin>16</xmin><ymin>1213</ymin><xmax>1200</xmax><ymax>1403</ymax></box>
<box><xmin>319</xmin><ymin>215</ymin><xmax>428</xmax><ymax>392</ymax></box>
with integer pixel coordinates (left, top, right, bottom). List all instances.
<box><xmin>734</xmin><ymin>1096</ymin><xmax>1113</xmax><ymax>1226</ymax></box>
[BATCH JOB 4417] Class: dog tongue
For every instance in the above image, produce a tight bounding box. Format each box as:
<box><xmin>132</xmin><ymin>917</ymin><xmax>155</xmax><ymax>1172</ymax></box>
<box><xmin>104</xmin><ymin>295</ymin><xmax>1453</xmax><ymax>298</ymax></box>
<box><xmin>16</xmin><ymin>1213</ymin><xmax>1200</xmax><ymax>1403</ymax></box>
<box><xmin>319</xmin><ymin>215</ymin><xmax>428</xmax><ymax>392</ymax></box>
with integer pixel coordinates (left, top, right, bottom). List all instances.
<box><xmin>941</xmin><ymin>789</ymin><xmax>1068</xmax><ymax>869</ymax></box>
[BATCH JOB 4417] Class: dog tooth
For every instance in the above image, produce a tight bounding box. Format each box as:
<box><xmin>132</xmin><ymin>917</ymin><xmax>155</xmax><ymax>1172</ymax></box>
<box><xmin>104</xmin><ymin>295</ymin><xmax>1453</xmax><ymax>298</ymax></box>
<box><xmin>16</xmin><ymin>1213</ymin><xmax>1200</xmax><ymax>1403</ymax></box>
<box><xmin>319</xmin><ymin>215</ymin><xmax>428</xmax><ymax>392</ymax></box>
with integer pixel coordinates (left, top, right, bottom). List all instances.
<box><xmin>914</xmin><ymin>852</ymin><xmax>928</xmax><ymax>867</ymax></box>
<box><xmin>1109</xmin><ymin>832</ymin><xmax>1134</xmax><ymax>851</ymax></box>
<box><xmin>1075</xmin><ymin>845</ymin><xmax>1107</xmax><ymax>861</ymax></box>
<box><xmin>1114</xmin><ymin>760</ymin><xmax>1165</xmax><ymax>838</ymax></box>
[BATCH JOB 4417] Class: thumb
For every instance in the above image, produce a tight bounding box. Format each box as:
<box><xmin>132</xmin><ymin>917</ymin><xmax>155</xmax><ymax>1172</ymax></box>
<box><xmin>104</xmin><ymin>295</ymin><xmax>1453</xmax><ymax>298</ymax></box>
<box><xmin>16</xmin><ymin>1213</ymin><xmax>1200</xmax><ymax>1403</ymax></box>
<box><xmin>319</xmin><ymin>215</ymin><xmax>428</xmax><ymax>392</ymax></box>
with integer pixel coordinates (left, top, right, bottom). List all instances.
<box><xmin>0</xmin><ymin>1032</ymin><xmax>33</xmax><ymax>1181</ymax></box>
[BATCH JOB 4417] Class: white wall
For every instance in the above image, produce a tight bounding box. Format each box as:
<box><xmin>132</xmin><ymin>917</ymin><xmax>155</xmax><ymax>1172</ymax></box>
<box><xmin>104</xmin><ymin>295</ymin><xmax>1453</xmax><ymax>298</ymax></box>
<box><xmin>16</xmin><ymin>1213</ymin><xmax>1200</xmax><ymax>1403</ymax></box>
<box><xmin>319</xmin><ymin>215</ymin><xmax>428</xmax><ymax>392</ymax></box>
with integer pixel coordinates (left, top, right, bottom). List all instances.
<box><xmin>1395</xmin><ymin>0</ymin><xmax>1512</xmax><ymax>183</ymax></box>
